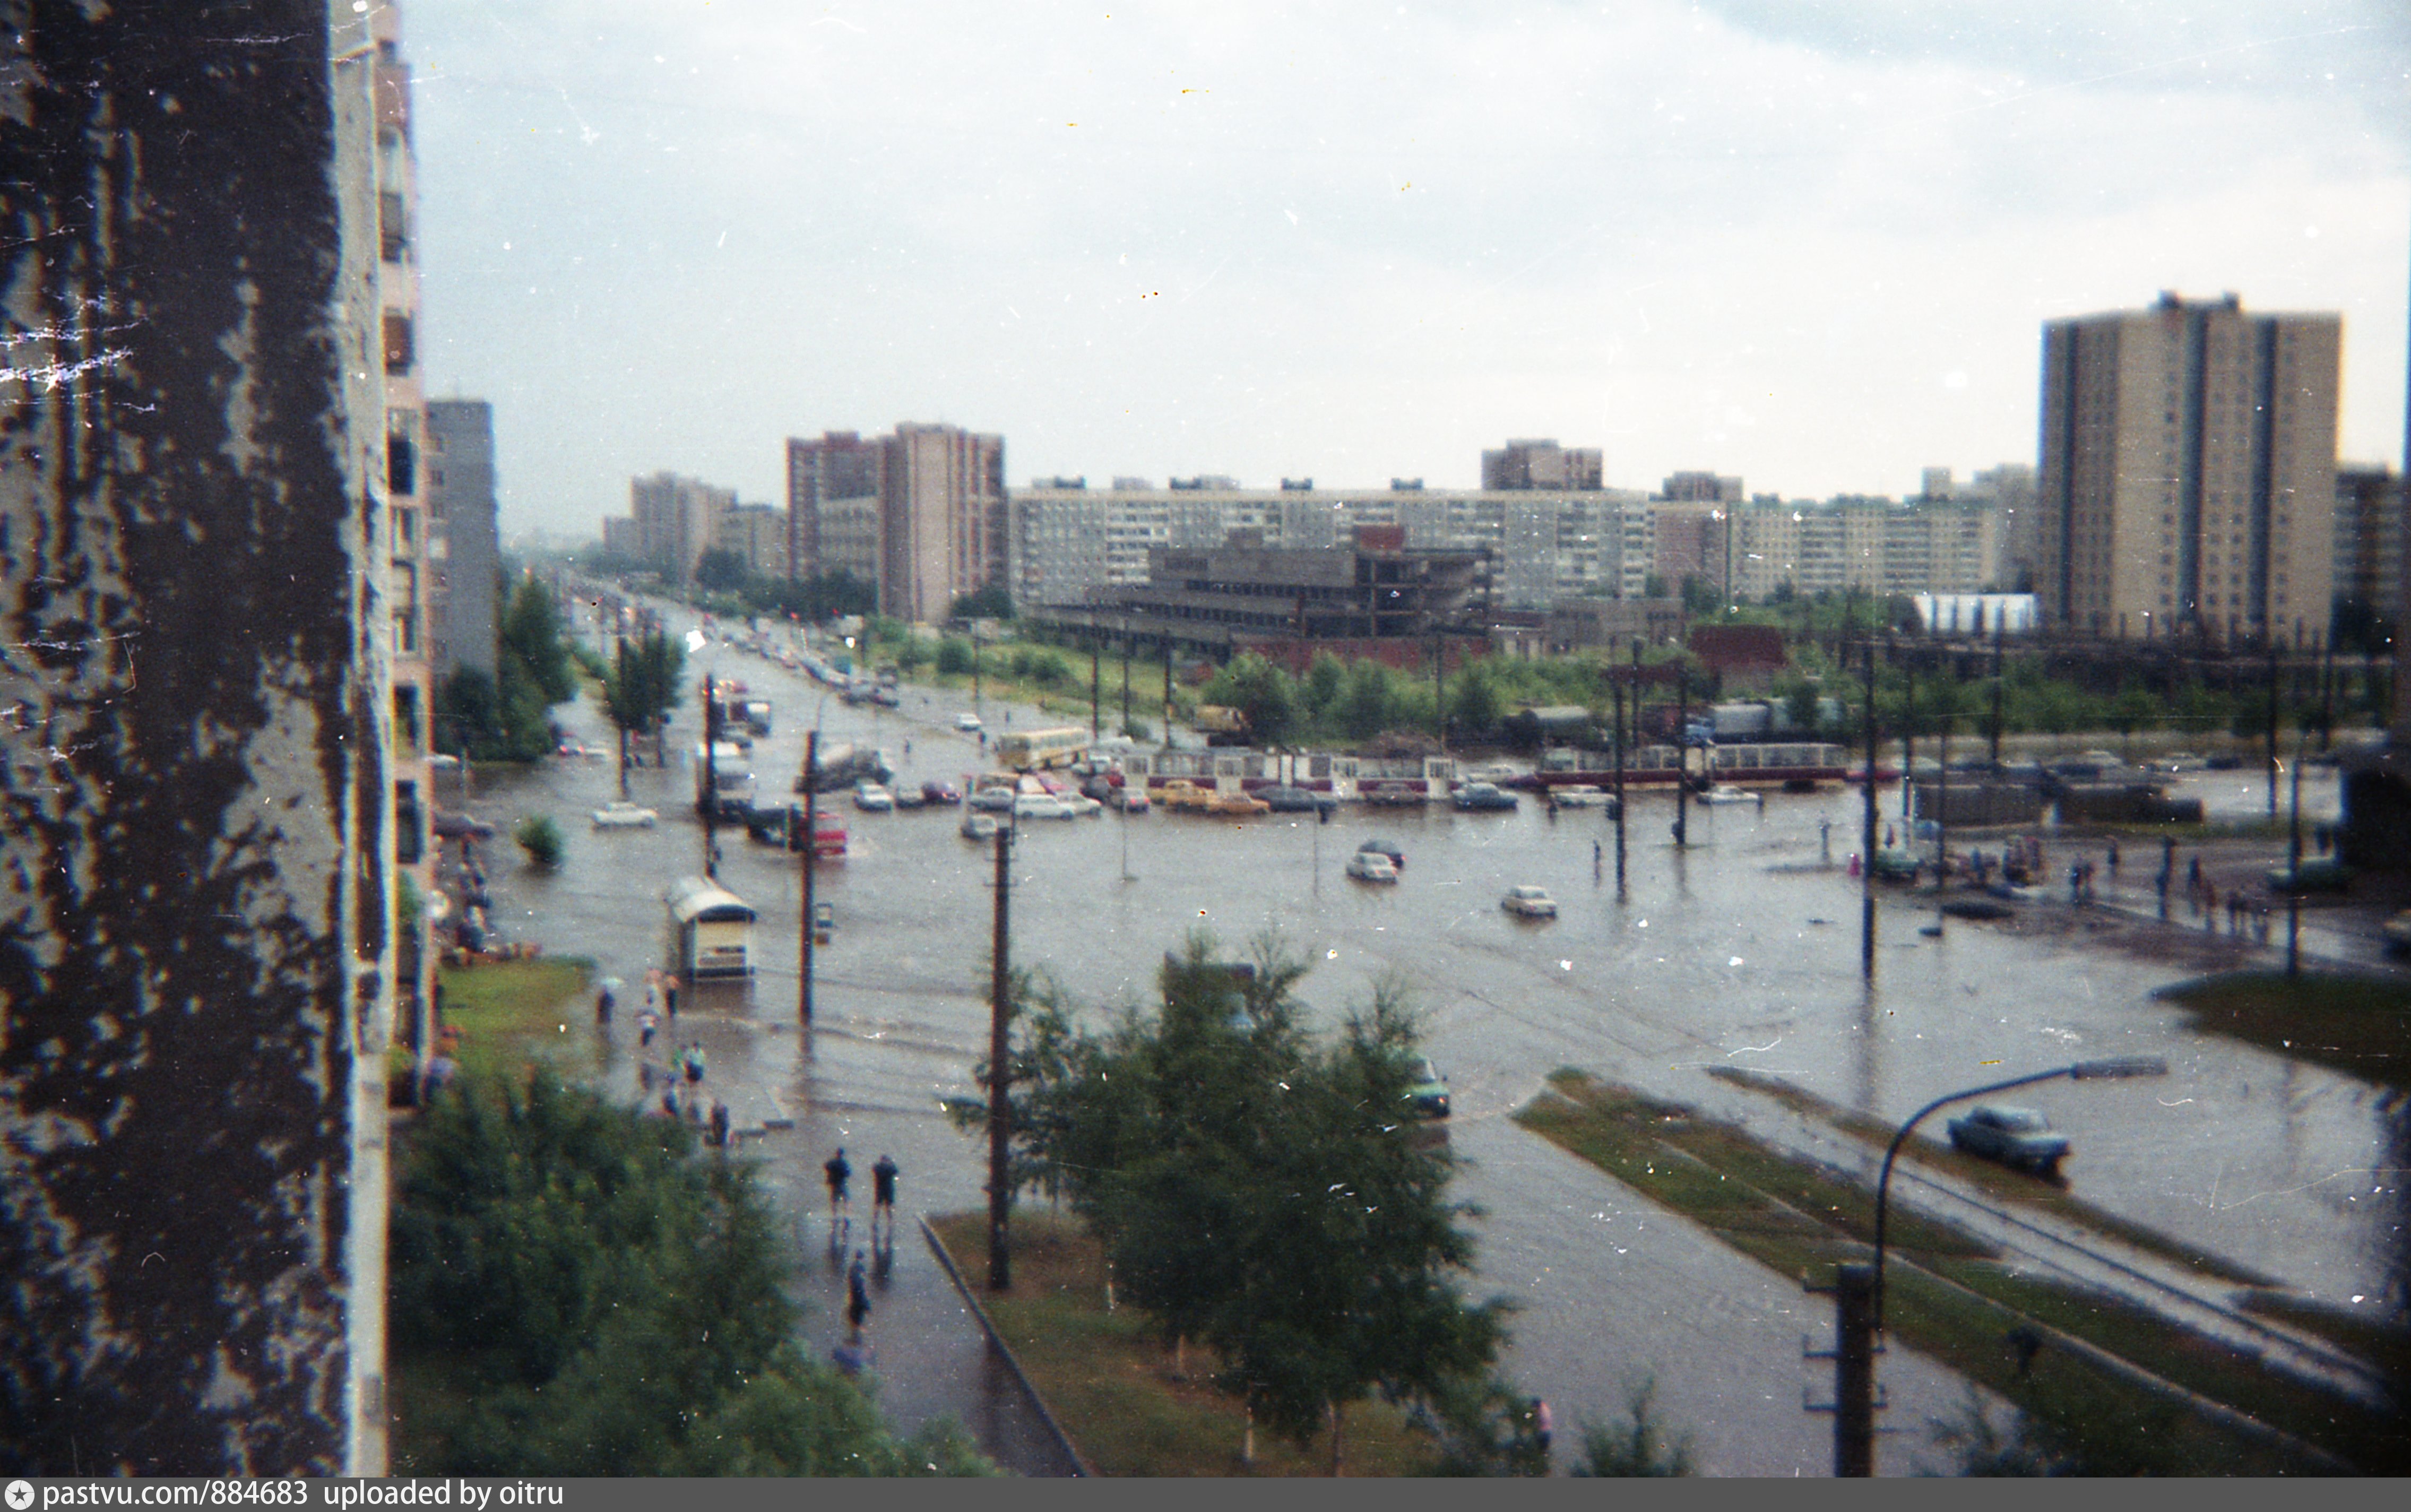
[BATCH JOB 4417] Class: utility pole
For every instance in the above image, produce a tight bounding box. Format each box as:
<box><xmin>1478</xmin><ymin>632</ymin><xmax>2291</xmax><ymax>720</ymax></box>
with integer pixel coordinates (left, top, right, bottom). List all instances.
<box><xmin>1807</xmin><ymin>1262</ymin><xmax>1879</xmax><ymax>1478</ymax></box>
<box><xmin>1616</xmin><ymin>642</ymin><xmax>1633</xmax><ymax>894</ymax></box>
<box><xmin>615</xmin><ymin>632</ymin><xmax>632</xmax><ymax>799</ymax></box>
<box><xmin>2287</xmin><ymin>733</ymin><xmax>2304</xmax><ymax>977</ymax></box>
<box><xmin>2319</xmin><ymin>632</ymin><xmax>2335</xmax><ymax>753</ymax></box>
<box><xmin>1091</xmin><ymin>635</ymin><xmax>1102</xmax><ymax>739</ymax></box>
<box><xmin>1120</xmin><ymin>621</ymin><xmax>1132</xmax><ymax>737</ymax></box>
<box><xmin>987</xmin><ymin>823</ymin><xmax>1014</xmax><ymax>1291</ymax></box>
<box><xmin>1862</xmin><ymin>638</ymin><xmax>1879</xmax><ymax>981</ymax></box>
<box><xmin>701</xmin><ymin>672</ymin><xmax>720</xmax><ymax>879</ymax></box>
<box><xmin>1673</xmin><ymin>656</ymin><xmax>1689</xmax><ymax>846</ymax></box>
<box><xmin>799</xmin><ymin>729</ymin><xmax>818</xmax><ymax>1027</ymax></box>
<box><xmin>2265</xmin><ymin>635</ymin><xmax>2280</xmax><ymax>818</ymax></box>
<box><xmin>1161</xmin><ymin>638</ymin><xmax>1173</xmax><ymax>736</ymax></box>
<box><xmin>1899</xmin><ymin>646</ymin><xmax>1915</xmax><ymax>820</ymax></box>
<box><xmin>1989</xmin><ymin>617</ymin><xmax>2005</xmax><ymax>768</ymax></box>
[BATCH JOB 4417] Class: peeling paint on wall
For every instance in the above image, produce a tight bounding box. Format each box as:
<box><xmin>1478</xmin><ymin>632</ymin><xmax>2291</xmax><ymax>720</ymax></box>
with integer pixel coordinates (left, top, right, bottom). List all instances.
<box><xmin>2</xmin><ymin>1</ymin><xmax>390</xmax><ymax>1475</ymax></box>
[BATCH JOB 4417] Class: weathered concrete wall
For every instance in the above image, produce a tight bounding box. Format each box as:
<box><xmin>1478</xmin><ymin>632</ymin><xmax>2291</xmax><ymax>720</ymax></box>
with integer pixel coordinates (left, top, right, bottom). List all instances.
<box><xmin>1</xmin><ymin>1</ymin><xmax>391</xmax><ymax>1475</ymax></box>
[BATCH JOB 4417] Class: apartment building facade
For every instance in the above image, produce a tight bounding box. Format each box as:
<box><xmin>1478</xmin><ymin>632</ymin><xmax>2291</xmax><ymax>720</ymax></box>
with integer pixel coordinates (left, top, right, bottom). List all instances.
<box><xmin>424</xmin><ymin>398</ymin><xmax>498</xmax><ymax>678</ymax></box>
<box><xmin>1010</xmin><ymin>480</ymin><xmax>1630</xmax><ymax>615</ymax></box>
<box><xmin>1482</xmin><ymin>437</ymin><xmax>1605</xmax><ymax>491</ymax></box>
<box><xmin>630</xmin><ymin>471</ymin><xmax>739</xmax><ymax>586</ymax></box>
<box><xmin>2037</xmin><ymin>292</ymin><xmax>2341</xmax><ymax>643</ymax></box>
<box><xmin>785</xmin><ymin>423</ymin><xmax>1005</xmax><ymax>621</ymax></box>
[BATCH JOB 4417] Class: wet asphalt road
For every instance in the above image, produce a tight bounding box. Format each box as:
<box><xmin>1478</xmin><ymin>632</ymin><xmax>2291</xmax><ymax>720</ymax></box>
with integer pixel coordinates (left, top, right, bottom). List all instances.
<box><xmin>450</xmin><ymin>610</ymin><xmax>2404</xmax><ymax>1474</ymax></box>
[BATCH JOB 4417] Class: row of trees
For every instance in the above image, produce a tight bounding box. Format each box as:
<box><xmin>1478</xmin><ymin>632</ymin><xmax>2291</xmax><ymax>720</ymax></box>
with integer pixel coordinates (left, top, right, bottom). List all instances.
<box><xmin>391</xmin><ymin>1076</ymin><xmax>993</xmax><ymax>1475</ymax></box>
<box><xmin>434</xmin><ymin>578</ymin><xmax>579</xmax><ymax>761</ymax></box>
<box><xmin>972</xmin><ymin>937</ymin><xmax>1595</xmax><ymax>1474</ymax></box>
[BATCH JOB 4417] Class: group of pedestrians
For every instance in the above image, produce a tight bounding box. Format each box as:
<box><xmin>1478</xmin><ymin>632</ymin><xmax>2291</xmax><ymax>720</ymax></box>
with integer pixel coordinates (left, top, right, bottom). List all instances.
<box><xmin>823</xmin><ymin>1146</ymin><xmax>903</xmax><ymax>1373</ymax></box>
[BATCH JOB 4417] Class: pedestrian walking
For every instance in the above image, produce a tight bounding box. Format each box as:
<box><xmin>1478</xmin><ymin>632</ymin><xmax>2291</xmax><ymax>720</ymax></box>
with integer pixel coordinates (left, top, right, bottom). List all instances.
<box><xmin>595</xmin><ymin>984</ymin><xmax>615</xmax><ymax>1023</ymax></box>
<box><xmin>643</xmin><ymin>972</ymin><xmax>660</xmax><ymax>1017</ymax></box>
<box><xmin>846</xmin><ymin>1249</ymin><xmax>872</xmax><ymax>1337</ymax></box>
<box><xmin>638</xmin><ymin>1008</ymin><xmax>659</xmax><ymax>1048</ymax></box>
<box><xmin>1533</xmin><ymin>1398</ymin><xmax>1553</xmax><ymax>1457</ymax></box>
<box><xmin>664</xmin><ymin>975</ymin><xmax>678</xmax><ymax>1018</ymax></box>
<box><xmin>2188</xmin><ymin>854</ymin><xmax>2203</xmax><ymax>895</ymax></box>
<box><xmin>2105</xmin><ymin>838</ymin><xmax>2120</xmax><ymax>875</ymax></box>
<box><xmin>709</xmin><ymin>1100</ymin><xmax>731</xmax><ymax>1149</ymax></box>
<box><xmin>824</xmin><ymin>1147</ymin><xmax>853</xmax><ymax>1225</ymax></box>
<box><xmin>1592</xmin><ymin>838</ymin><xmax>1603</xmax><ymax>878</ymax></box>
<box><xmin>871</xmin><ymin>1154</ymin><xmax>900</xmax><ymax>1240</ymax></box>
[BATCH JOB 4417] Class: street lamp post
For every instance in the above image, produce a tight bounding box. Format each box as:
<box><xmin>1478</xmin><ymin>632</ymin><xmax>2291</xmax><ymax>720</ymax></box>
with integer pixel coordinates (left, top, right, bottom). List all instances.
<box><xmin>1836</xmin><ymin>1056</ymin><xmax>2170</xmax><ymax>1475</ymax></box>
<box><xmin>2287</xmin><ymin>733</ymin><xmax>2305</xmax><ymax>977</ymax></box>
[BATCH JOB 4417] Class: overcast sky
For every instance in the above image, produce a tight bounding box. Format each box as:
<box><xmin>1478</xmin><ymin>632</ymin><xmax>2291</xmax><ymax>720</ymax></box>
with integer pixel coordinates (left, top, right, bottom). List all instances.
<box><xmin>401</xmin><ymin>1</ymin><xmax>2411</xmax><ymax>538</ymax></box>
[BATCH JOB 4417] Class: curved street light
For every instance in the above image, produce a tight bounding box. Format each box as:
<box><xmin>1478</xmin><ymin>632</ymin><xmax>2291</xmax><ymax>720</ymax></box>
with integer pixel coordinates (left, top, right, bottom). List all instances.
<box><xmin>1830</xmin><ymin>1054</ymin><xmax>2168</xmax><ymax>1477</ymax></box>
<box><xmin>1873</xmin><ymin>1055</ymin><xmax>2170</xmax><ymax>1316</ymax></box>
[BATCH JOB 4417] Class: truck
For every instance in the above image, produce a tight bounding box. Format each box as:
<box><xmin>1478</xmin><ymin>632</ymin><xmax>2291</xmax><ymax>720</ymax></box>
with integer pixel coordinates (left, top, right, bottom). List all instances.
<box><xmin>693</xmin><ymin>741</ymin><xmax>756</xmax><ymax>819</ymax></box>
<box><xmin>796</xmin><ymin>741</ymin><xmax>893</xmax><ymax>794</ymax></box>
<box><xmin>1192</xmin><ymin>704</ymin><xmax>1251</xmax><ymax>747</ymax></box>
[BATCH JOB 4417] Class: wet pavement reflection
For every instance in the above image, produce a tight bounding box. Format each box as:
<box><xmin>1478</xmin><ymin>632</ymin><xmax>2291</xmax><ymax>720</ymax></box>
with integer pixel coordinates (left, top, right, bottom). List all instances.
<box><xmin>449</xmin><ymin>613</ymin><xmax>2404</xmax><ymax>1474</ymax></box>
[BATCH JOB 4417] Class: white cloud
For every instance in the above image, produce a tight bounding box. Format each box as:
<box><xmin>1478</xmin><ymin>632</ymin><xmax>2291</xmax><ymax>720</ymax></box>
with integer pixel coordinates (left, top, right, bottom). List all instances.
<box><xmin>403</xmin><ymin>0</ymin><xmax>2410</xmax><ymax>528</ymax></box>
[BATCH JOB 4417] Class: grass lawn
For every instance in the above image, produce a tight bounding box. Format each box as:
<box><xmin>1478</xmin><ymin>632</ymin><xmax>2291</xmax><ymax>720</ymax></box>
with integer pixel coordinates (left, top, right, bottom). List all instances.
<box><xmin>430</xmin><ymin>956</ymin><xmax>598</xmax><ymax>1083</ymax></box>
<box><xmin>927</xmin><ymin>1210</ymin><xmax>1438</xmax><ymax>1476</ymax></box>
<box><xmin>1517</xmin><ymin>1070</ymin><xmax>2399</xmax><ymax>1474</ymax></box>
<box><xmin>2157</xmin><ymin>971</ymin><xmax>2411</xmax><ymax>1092</ymax></box>
<box><xmin>1703</xmin><ymin>1065</ymin><xmax>2278</xmax><ymax>1286</ymax></box>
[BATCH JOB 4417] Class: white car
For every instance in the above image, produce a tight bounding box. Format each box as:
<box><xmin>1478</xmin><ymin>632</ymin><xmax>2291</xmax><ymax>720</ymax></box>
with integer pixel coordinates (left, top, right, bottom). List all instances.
<box><xmin>591</xmin><ymin>801</ymin><xmax>658</xmax><ymax>829</ymax></box>
<box><xmin>1013</xmin><ymin>792</ymin><xmax>1078</xmax><ymax>820</ymax></box>
<box><xmin>969</xmin><ymin>786</ymin><xmax>1018</xmax><ymax>812</ymax></box>
<box><xmin>955</xmin><ymin>712</ymin><xmax>984</xmax><ymax>732</ymax></box>
<box><xmin>852</xmin><ymin>783</ymin><xmax>894</xmax><ymax>812</ymax></box>
<box><xmin>1344</xmin><ymin>851</ymin><xmax>1399</xmax><ymax>883</ymax></box>
<box><xmin>1502</xmin><ymin>885</ymin><xmax>1558</xmax><ymax>918</ymax></box>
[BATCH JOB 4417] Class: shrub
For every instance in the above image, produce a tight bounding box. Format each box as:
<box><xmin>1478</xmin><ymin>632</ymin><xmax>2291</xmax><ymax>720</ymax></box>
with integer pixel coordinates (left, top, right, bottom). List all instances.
<box><xmin>514</xmin><ymin>814</ymin><xmax>563</xmax><ymax>868</ymax></box>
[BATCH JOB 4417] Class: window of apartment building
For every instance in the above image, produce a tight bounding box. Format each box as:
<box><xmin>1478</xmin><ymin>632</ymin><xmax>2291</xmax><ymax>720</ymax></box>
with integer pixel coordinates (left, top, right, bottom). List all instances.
<box><xmin>379</xmin><ymin>190</ymin><xmax>408</xmax><ymax>262</ymax></box>
<box><xmin>394</xmin><ymin>684</ymin><xmax>422</xmax><ymax>754</ymax></box>
<box><xmin>395</xmin><ymin>779</ymin><xmax>423</xmax><ymax>865</ymax></box>
<box><xmin>383</xmin><ymin>311</ymin><xmax>413</xmax><ymax>375</ymax></box>
<box><xmin>392</xmin><ymin>505</ymin><xmax>416</xmax><ymax>550</ymax></box>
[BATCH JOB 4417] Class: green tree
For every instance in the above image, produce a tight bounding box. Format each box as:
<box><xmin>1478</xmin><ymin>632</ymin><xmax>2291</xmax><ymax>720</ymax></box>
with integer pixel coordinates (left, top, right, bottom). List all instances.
<box><xmin>1200</xmin><ymin>653</ymin><xmax>1299</xmax><ymax>747</ymax></box>
<box><xmin>391</xmin><ymin>1076</ymin><xmax>994</xmax><ymax>1476</ymax></box>
<box><xmin>1015</xmin><ymin>937</ymin><xmax>1511</xmax><ymax>1473</ymax></box>
<box><xmin>1449</xmin><ymin>659</ymin><xmax>1503</xmax><ymax>737</ymax></box>
<box><xmin>950</xmin><ymin>582</ymin><xmax>1015</xmax><ymax>620</ymax></box>
<box><xmin>602</xmin><ymin>629</ymin><xmax>685</xmax><ymax>787</ymax></box>
<box><xmin>1303</xmin><ymin>652</ymin><xmax>1347</xmax><ymax>717</ymax></box>
<box><xmin>936</xmin><ymin>637</ymin><xmax>975</xmax><ymax>676</ymax></box>
<box><xmin>1337</xmin><ymin>659</ymin><xmax>1396</xmax><ymax>742</ymax></box>
<box><xmin>693</xmin><ymin>548</ymin><xmax>751</xmax><ymax>592</ymax></box>
<box><xmin>512</xmin><ymin>814</ymin><xmax>563</xmax><ymax>868</ymax></box>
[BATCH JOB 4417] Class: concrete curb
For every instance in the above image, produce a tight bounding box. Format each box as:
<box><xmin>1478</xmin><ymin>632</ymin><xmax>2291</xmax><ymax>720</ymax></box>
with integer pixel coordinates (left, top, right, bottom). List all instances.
<box><xmin>918</xmin><ymin>1214</ymin><xmax>1093</xmax><ymax>1478</ymax></box>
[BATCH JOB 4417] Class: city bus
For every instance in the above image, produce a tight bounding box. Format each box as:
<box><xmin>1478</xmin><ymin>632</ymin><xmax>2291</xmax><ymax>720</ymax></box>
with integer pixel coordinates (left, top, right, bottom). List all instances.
<box><xmin>993</xmin><ymin>725</ymin><xmax>1090</xmax><ymax>771</ymax></box>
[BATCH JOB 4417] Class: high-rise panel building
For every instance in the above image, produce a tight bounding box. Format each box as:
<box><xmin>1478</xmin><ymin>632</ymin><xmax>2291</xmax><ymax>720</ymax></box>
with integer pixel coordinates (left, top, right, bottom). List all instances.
<box><xmin>1482</xmin><ymin>438</ymin><xmax>1603</xmax><ymax>491</ymax></box>
<box><xmin>786</xmin><ymin>424</ymin><xmax>1005</xmax><ymax>621</ymax></box>
<box><xmin>630</xmin><ymin>471</ymin><xmax>737</xmax><ymax>586</ymax></box>
<box><xmin>2037</xmin><ymin>292</ymin><xmax>2340</xmax><ymax>643</ymax></box>
<box><xmin>2332</xmin><ymin>465</ymin><xmax>2404</xmax><ymax>627</ymax></box>
<box><xmin>425</xmin><ymin>399</ymin><xmax>498</xmax><ymax>678</ymax></box>
<box><xmin>5</xmin><ymin>0</ymin><xmax>395</xmax><ymax>1472</ymax></box>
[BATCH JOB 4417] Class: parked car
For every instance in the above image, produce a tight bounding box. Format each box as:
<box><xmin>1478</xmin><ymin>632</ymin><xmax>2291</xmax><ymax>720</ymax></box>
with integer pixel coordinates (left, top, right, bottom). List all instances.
<box><xmin>961</xmin><ymin>812</ymin><xmax>1000</xmax><ymax>841</ymax></box>
<box><xmin>1946</xmin><ymin>1104</ymin><xmax>2071</xmax><ymax>1178</ymax></box>
<box><xmin>921</xmin><ymin>780</ymin><xmax>963</xmax><ymax>806</ymax></box>
<box><xmin>1013</xmin><ymin>793</ymin><xmax>1079</xmax><ymax>820</ymax></box>
<box><xmin>1502</xmin><ymin>885</ymin><xmax>1558</xmax><ymax>918</ymax></box>
<box><xmin>1405</xmin><ymin>1057</ymin><xmax>1450</xmax><ymax>1119</ymax></box>
<box><xmin>2265</xmin><ymin>857</ymin><xmax>2352</xmax><ymax>894</ymax></box>
<box><xmin>969</xmin><ymin>785</ymin><xmax>1018</xmax><ymax>812</ymax></box>
<box><xmin>591</xmin><ymin>801</ymin><xmax>658</xmax><ymax>829</ymax></box>
<box><xmin>1261</xmin><ymin>784</ymin><xmax>1338</xmax><ymax>814</ymax></box>
<box><xmin>1158</xmin><ymin>780</ymin><xmax>1215</xmax><ymax>812</ymax></box>
<box><xmin>1204</xmin><ymin>791</ymin><xmax>1271</xmax><ymax>817</ymax></box>
<box><xmin>955</xmin><ymin>712</ymin><xmax>983</xmax><ymax>732</ymax></box>
<box><xmin>2382</xmin><ymin>909</ymin><xmax>2411</xmax><ymax>957</ymax></box>
<box><xmin>1454</xmin><ymin>782</ymin><xmax>1519</xmax><ymax>811</ymax></box>
<box><xmin>891</xmin><ymin>783</ymin><xmax>928</xmax><ymax>809</ymax></box>
<box><xmin>1345</xmin><ymin>851</ymin><xmax>1400</xmax><ymax>883</ymax></box>
<box><xmin>1114</xmin><ymin>786</ymin><xmax>1151</xmax><ymax>814</ymax></box>
<box><xmin>852</xmin><ymin>782</ymin><xmax>894</xmax><ymax>813</ymax></box>
<box><xmin>1356</xmin><ymin>839</ymin><xmax>1405</xmax><ymax>870</ymax></box>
